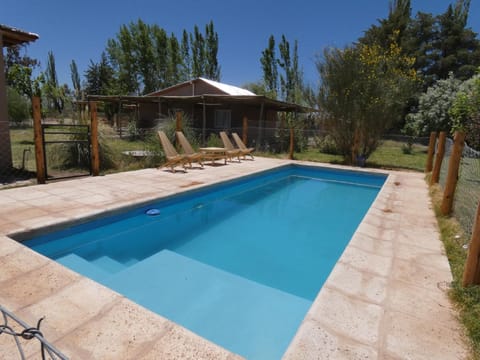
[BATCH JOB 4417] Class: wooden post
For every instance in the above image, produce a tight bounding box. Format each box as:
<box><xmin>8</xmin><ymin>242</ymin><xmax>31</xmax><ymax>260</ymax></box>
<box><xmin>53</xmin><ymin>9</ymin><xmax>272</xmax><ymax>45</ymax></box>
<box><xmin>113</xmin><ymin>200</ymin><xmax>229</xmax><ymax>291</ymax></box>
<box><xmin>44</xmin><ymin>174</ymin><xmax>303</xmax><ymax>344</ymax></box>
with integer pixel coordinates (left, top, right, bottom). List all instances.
<box><xmin>176</xmin><ymin>111</ymin><xmax>182</xmax><ymax>132</ymax></box>
<box><xmin>430</xmin><ymin>131</ymin><xmax>447</xmax><ymax>185</ymax></box>
<box><xmin>242</xmin><ymin>116</ymin><xmax>248</xmax><ymax>145</ymax></box>
<box><xmin>288</xmin><ymin>127</ymin><xmax>294</xmax><ymax>160</ymax></box>
<box><xmin>32</xmin><ymin>96</ymin><xmax>46</xmax><ymax>184</ymax></box>
<box><xmin>463</xmin><ymin>200</ymin><xmax>480</xmax><ymax>286</ymax></box>
<box><xmin>425</xmin><ymin>131</ymin><xmax>437</xmax><ymax>173</ymax></box>
<box><xmin>440</xmin><ymin>131</ymin><xmax>466</xmax><ymax>215</ymax></box>
<box><xmin>90</xmin><ymin>101</ymin><xmax>100</xmax><ymax>176</ymax></box>
<box><xmin>175</xmin><ymin>111</ymin><xmax>183</xmax><ymax>149</ymax></box>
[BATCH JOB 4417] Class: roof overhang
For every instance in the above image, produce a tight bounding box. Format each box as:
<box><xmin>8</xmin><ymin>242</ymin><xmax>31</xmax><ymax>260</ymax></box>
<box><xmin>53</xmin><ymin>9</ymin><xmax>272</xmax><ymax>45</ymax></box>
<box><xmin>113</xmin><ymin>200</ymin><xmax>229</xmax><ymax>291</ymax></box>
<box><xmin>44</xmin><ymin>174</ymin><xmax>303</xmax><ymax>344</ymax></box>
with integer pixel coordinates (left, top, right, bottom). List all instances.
<box><xmin>86</xmin><ymin>94</ymin><xmax>318</xmax><ymax>113</ymax></box>
<box><xmin>0</xmin><ymin>24</ymin><xmax>39</xmax><ymax>47</ymax></box>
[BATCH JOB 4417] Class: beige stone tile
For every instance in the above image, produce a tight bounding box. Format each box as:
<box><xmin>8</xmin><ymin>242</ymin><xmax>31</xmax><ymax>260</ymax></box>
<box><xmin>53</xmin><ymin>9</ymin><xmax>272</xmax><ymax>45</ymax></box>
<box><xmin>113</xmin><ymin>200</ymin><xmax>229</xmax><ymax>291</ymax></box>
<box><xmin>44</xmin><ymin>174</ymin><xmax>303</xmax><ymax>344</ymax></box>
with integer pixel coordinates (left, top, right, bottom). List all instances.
<box><xmin>382</xmin><ymin>310</ymin><xmax>468</xmax><ymax>360</ymax></box>
<box><xmin>338</xmin><ymin>245</ymin><xmax>392</xmax><ymax>278</ymax></box>
<box><xmin>348</xmin><ymin>232</ymin><xmax>394</xmax><ymax>258</ymax></box>
<box><xmin>0</xmin><ymin>261</ymin><xmax>80</xmax><ymax>311</ymax></box>
<box><xmin>16</xmin><ymin>278</ymin><xmax>119</xmax><ymax>342</ymax></box>
<box><xmin>140</xmin><ymin>324</ymin><xmax>243</xmax><ymax>360</ymax></box>
<box><xmin>284</xmin><ymin>318</ymin><xmax>378</xmax><ymax>360</ymax></box>
<box><xmin>390</xmin><ymin>258</ymin><xmax>453</xmax><ymax>291</ymax></box>
<box><xmin>386</xmin><ymin>280</ymin><xmax>457</xmax><ymax>326</ymax></box>
<box><xmin>325</xmin><ymin>262</ymin><xmax>389</xmax><ymax>304</ymax></box>
<box><xmin>55</xmin><ymin>298</ymin><xmax>170</xmax><ymax>359</ymax></box>
<box><xmin>0</xmin><ymin>246</ymin><xmax>49</xmax><ymax>282</ymax></box>
<box><xmin>308</xmin><ymin>287</ymin><xmax>383</xmax><ymax>346</ymax></box>
<box><xmin>393</xmin><ymin>242</ymin><xmax>450</xmax><ymax>271</ymax></box>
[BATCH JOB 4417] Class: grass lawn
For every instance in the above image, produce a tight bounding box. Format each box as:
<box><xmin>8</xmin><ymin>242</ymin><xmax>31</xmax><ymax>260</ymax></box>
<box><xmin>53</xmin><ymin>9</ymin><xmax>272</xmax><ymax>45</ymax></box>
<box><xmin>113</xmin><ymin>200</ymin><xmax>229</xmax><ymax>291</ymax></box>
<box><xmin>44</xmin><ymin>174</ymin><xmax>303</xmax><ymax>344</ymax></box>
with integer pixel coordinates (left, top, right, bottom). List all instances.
<box><xmin>261</xmin><ymin>139</ymin><xmax>428</xmax><ymax>172</ymax></box>
<box><xmin>430</xmin><ymin>184</ymin><xmax>480</xmax><ymax>359</ymax></box>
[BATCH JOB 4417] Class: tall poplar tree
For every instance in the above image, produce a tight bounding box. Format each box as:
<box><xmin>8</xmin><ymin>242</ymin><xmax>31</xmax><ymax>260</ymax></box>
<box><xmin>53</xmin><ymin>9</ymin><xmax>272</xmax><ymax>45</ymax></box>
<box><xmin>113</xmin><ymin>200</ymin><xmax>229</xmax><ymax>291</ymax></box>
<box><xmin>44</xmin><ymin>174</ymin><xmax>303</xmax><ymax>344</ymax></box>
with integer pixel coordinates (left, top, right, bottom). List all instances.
<box><xmin>260</xmin><ymin>35</ymin><xmax>278</xmax><ymax>98</ymax></box>
<box><xmin>190</xmin><ymin>25</ymin><xmax>205</xmax><ymax>78</ymax></box>
<box><xmin>44</xmin><ymin>51</ymin><xmax>64</xmax><ymax>113</ymax></box>
<box><xmin>204</xmin><ymin>21</ymin><xmax>220</xmax><ymax>80</ymax></box>
<box><xmin>180</xmin><ymin>30</ymin><xmax>191</xmax><ymax>80</ymax></box>
<box><xmin>70</xmin><ymin>60</ymin><xmax>82</xmax><ymax>100</ymax></box>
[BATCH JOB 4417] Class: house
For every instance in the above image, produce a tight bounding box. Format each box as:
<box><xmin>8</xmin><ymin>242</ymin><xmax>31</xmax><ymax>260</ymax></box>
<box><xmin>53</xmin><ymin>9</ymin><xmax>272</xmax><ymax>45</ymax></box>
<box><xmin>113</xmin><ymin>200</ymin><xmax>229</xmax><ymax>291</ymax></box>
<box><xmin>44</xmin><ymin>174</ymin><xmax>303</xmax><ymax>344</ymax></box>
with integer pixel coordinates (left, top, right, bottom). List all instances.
<box><xmin>88</xmin><ymin>78</ymin><xmax>314</xmax><ymax>148</ymax></box>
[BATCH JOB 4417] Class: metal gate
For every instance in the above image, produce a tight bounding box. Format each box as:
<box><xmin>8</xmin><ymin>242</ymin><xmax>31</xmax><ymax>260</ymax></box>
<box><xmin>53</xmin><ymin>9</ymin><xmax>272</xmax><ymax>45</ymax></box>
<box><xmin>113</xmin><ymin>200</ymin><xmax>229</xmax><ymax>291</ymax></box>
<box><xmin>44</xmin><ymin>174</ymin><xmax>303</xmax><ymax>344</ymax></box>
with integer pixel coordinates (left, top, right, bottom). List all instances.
<box><xmin>41</xmin><ymin>124</ymin><xmax>92</xmax><ymax>180</ymax></box>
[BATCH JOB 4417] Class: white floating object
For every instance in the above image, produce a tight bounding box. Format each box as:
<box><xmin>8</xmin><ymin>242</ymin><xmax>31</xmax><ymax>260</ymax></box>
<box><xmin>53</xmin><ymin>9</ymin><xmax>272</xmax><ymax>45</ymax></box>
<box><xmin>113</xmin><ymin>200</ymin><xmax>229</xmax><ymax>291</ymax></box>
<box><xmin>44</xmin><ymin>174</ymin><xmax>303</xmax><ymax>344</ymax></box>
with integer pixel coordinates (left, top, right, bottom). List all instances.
<box><xmin>146</xmin><ymin>208</ymin><xmax>161</xmax><ymax>216</ymax></box>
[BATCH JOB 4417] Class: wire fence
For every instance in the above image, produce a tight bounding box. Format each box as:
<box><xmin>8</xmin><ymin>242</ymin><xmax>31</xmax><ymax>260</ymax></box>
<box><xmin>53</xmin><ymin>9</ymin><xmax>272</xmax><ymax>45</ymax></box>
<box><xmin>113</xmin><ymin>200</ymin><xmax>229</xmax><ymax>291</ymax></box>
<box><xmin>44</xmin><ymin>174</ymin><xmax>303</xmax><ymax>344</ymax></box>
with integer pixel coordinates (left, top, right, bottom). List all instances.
<box><xmin>439</xmin><ymin>138</ymin><xmax>480</xmax><ymax>237</ymax></box>
<box><xmin>0</xmin><ymin>305</ymin><xmax>68</xmax><ymax>359</ymax></box>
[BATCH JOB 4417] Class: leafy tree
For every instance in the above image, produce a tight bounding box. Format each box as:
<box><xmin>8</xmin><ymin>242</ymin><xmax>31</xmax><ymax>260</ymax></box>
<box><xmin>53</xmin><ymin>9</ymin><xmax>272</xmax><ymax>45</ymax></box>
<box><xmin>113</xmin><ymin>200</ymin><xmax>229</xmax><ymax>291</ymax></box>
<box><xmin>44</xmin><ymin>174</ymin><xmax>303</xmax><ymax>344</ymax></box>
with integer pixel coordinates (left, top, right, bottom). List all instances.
<box><xmin>7</xmin><ymin>87</ymin><xmax>30</xmax><ymax>125</ymax></box>
<box><xmin>259</xmin><ymin>35</ymin><xmax>304</xmax><ymax>103</ymax></box>
<box><xmin>5</xmin><ymin>45</ymin><xmax>39</xmax><ymax>97</ymax></box>
<box><xmin>260</xmin><ymin>35</ymin><xmax>278</xmax><ymax>98</ymax></box>
<box><xmin>434</xmin><ymin>0</ymin><xmax>480</xmax><ymax>81</ymax></box>
<box><xmin>70</xmin><ymin>60</ymin><xmax>82</xmax><ymax>100</ymax></box>
<box><xmin>84</xmin><ymin>52</ymin><xmax>115</xmax><ymax>95</ymax></box>
<box><xmin>360</xmin><ymin>0</ymin><xmax>480</xmax><ymax>89</ymax></box>
<box><xmin>152</xmin><ymin>24</ymin><xmax>168</xmax><ymax>90</ymax></box>
<box><xmin>317</xmin><ymin>39</ymin><xmax>417</xmax><ymax>164</ymax></box>
<box><xmin>107</xmin><ymin>24</ymin><xmax>139</xmax><ymax>94</ymax></box>
<box><xmin>204</xmin><ymin>21</ymin><xmax>220</xmax><ymax>80</ymax></box>
<box><xmin>190</xmin><ymin>25</ymin><xmax>205</xmax><ymax>78</ymax></box>
<box><xmin>135</xmin><ymin>20</ymin><xmax>158</xmax><ymax>94</ymax></box>
<box><xmin>360</xmin><ymin>0</ymin><xmax>412</xmax><ymax>49</ymax></box>
<box><xmin>450</xmin><ymin>73</ymin><xmax>480</xmax><ymax>148</ymax></box>
<box><xmin>44</xmin><ymin>51</ymin><xmax>64</xmax><ymax>113</ymax></box>
<box><xmin>180</xmin><ymin>30</ymin><xmax>191</xmax><ymax>80</ymax></box>
<box><xmin>166</xmin><ymin>34</ymin><xmax>182</xmax><ymax>86</ymax></box>
<box><xmin>404</xmin><ymin>73</ymin><xmax>461</xmax><ymax>136</ymax></box>
<box><xmin>105</xmin><ymin>20</ymin><xmax>220</xmax><ymax>93</ymax></box>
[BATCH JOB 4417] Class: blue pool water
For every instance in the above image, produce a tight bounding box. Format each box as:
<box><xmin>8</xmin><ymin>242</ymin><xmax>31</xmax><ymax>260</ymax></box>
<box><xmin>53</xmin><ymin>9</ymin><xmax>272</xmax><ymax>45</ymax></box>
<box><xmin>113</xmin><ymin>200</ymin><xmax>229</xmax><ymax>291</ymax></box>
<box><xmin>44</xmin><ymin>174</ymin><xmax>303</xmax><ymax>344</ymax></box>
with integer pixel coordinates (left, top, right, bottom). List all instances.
<box><xmin>24</xmin><ymin>165</ymin><xmax>386</xmax><ymax>359</ymax></box>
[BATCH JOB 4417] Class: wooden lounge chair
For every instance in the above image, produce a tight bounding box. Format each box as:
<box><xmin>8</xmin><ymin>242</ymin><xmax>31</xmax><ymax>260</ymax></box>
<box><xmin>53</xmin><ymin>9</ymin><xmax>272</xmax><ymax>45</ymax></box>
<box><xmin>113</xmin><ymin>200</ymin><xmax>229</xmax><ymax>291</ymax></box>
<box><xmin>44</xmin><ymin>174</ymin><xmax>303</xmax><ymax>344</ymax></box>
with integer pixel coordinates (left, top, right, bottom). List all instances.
<box><xmin>232</xmin><ymin>133</ymin><xmax>255</xmax><ymax>160</ymax></box>
<box><xmin>157</xmin><ymin>131</ymin><xmax>189</xmax><ymax>172</ymax></box>
<box><xmin>176</xmin><ymin>131</ymin><xmax>204</xmax><ymax>168</ymax></box>
<box><xmin>219</xmin><ymin>132</ymin><xmax>242</xmax><ymax>162</ymax></box>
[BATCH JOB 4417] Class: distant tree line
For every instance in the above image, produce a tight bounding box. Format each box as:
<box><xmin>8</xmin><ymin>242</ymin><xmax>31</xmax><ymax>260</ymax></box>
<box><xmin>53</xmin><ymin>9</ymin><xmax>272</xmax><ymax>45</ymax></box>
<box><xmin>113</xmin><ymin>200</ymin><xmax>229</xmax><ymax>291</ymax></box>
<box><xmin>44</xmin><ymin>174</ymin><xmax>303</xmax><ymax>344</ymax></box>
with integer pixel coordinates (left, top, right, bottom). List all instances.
<box><xmin>4</xmin><ymin>19</ymin><xmax>220</xmax><ymax>120</ymax></box>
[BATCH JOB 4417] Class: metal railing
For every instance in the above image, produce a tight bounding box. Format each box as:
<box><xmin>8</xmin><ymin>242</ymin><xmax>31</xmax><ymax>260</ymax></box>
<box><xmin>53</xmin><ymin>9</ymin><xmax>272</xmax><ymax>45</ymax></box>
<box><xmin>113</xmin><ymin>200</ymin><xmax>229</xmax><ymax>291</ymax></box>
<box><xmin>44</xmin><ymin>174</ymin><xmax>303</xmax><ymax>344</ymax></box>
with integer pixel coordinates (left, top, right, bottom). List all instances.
<box><xmin>0</xmin><ymin>305</ymin><xmax>68</xmax><ymax>360</ymax></box>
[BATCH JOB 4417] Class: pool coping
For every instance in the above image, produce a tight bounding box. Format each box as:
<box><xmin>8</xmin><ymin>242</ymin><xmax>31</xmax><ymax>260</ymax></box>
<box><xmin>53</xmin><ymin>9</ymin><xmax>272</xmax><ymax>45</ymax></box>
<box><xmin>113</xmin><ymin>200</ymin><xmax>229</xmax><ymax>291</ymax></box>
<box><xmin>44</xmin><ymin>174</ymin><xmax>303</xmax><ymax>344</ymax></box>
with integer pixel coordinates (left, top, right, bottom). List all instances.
<box><xmin>0</xmin><ymin>158</ymin><xmax>469</xmax><ymax>359</ymax></box>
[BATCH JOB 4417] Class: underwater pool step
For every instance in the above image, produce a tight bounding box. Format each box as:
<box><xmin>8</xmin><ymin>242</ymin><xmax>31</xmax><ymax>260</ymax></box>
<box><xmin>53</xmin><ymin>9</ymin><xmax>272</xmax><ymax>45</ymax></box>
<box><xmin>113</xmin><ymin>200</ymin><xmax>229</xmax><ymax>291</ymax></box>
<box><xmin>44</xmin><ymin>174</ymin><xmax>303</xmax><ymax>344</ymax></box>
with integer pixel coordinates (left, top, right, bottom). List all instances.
<box><xmin>104</xmin><ymin>249</ymin><xmax>311</xmax><ymax>360</ymax></box>
<box><xmin>56</xmin><ymin>253</ymin><xmax>110</xmax><ymax>281</ymax></box>
<box><xmin>91</xmin><ymin>255</ymin><xmax>127</xmax><ymax>273</ymax></box>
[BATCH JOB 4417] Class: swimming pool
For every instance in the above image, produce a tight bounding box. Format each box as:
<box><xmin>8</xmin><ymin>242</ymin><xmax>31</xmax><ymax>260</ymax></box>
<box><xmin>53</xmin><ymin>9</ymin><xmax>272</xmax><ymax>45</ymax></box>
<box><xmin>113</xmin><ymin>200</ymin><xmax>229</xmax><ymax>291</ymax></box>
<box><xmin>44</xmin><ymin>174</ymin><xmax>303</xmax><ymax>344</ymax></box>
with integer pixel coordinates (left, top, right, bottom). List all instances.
<box><xmin>24</xmin><ymin>165</ymin><xmax>386</xmax><ymax>359</ymax></box>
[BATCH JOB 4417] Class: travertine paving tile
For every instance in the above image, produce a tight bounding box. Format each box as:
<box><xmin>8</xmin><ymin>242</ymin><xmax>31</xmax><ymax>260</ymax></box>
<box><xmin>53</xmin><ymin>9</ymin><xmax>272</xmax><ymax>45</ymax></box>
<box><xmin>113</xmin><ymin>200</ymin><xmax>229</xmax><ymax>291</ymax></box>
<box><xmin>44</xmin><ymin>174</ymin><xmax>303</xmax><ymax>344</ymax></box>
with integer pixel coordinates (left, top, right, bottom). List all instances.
<box><xmin>283</xmin><ymin>318</ymin><xmax>378</xmax><ymax>360</ymax></box>
<box><xmin>308</xmin><ymin>287</ymin><xmax>383</xmax><ymax>346</ymax></box>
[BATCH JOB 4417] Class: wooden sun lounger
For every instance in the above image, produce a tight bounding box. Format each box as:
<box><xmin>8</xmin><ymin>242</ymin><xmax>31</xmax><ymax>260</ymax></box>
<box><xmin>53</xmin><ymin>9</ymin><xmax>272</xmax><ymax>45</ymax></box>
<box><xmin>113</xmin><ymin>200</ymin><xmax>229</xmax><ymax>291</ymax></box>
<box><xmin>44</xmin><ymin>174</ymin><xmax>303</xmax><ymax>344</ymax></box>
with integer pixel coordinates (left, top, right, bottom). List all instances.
<box><xmin>219</xmin><ymin>132</ymin><xmax>242</xmax><ymax>162</ymax></box>
<box><xmin>176</xmin><ymin>131</ymin><xmax>204</xmax><ymax>168</ymax></box>
<box><xmin>232</xmin><ymin>133</ymin><xmax>255</xmax><ymax>160</ymax></box>
<box><xmin>157</xmin><ymin>131</ymin><xmax>190</xmax><ymax>172</ymax></box>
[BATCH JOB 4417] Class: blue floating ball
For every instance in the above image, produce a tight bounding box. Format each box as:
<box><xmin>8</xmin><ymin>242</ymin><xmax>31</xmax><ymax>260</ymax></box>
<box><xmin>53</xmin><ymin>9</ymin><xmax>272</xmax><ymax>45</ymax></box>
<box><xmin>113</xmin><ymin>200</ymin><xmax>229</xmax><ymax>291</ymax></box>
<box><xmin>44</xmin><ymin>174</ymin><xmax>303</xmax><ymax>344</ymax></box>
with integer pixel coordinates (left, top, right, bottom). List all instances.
<box><xmin>146</xmin><ymin>208</ymin><xmax>161</xmax><ymax>216</ymax></box>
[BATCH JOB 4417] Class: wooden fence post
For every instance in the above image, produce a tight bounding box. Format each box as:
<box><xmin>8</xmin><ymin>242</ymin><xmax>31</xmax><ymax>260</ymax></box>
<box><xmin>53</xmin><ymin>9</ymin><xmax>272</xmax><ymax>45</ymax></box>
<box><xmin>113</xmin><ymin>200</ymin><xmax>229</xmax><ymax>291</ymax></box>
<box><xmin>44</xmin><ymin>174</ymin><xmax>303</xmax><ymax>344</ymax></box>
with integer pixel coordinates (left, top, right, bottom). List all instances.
<box><xmin>32</xmin><ymin>96</ymin><xmax>46</xmax><ymax>184</ymax></box>
<box><xmin>176</xmin><ymin>111</ymin><xmax>182</xmax><ymax>132</ymax></box>
<box><xmin>242</xmin><ymin>116</ymin><xmax>248</xmax><ymax>145</ymax></box>
<box><xmin>440</xmin><ymin>131</ymin><xmax>466</xmax><ymax>215</ymax></box>
<box><xmin>430</xmin><ymin>131</ymin><xmax>447</xmax><ymax>185</ymax></box>
<box><xmin>175</xmin><ymin>111</ymin><xmax>183</xmax><ymax>149</ymax></box>
<box><xmin>90</xmin><ymin>101</ymin><xmax>100</xmax><ymax>176</ymax></box>
<box><xmin>289</xmin><ymin>127</ymin><xmax>294</xmax><ymax>160</ymax></box>
<box><xmin>425</xmin><ymin>131</ymin><xmax>437</xmax><ymax>173</ymax></box>
<box><xmin>463</xmin><ymin>200</ymin><xmax>480</xmax><ymax>286</ymax></box>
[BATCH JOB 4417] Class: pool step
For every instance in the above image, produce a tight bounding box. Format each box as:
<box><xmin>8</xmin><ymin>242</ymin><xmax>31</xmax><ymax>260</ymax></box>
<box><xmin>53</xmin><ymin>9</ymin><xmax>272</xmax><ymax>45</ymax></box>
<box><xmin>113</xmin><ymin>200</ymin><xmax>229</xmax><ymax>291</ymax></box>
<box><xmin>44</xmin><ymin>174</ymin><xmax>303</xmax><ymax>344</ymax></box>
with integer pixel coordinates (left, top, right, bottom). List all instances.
<box><xmin>56</xmin><ymin>253</ymin><xmax>109</xmax><ymax>281</ymax></box>
<box><xmin>91</xmin><ymin>255</ymin><xmax>127</xmax><ymax>273</ymax></box>
<box><xmin>105</xmin><ymin>250</ymin><xmax>311</xmax><ymax>360</ymax></box>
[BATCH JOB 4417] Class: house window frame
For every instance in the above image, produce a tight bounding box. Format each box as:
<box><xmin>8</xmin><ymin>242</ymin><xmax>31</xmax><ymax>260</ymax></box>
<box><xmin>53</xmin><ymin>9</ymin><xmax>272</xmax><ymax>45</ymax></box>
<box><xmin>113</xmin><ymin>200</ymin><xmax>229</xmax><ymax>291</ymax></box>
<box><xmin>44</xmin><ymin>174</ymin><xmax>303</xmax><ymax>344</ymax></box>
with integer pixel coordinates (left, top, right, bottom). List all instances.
<box><xmin>214</xmin><ymin>109</ymin><xmax>232</xmax><ymax>129</ymax></box>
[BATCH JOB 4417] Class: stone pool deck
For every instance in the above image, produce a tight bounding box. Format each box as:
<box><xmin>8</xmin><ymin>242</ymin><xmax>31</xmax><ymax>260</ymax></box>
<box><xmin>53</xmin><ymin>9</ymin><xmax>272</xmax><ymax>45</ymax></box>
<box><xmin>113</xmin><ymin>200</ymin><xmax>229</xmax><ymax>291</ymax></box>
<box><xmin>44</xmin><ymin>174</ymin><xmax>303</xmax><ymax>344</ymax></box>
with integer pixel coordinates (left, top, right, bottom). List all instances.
<box><xmin>0</xmin><ymin>158</ymin><xmax>469</xmax><ymax>359</ymax></box>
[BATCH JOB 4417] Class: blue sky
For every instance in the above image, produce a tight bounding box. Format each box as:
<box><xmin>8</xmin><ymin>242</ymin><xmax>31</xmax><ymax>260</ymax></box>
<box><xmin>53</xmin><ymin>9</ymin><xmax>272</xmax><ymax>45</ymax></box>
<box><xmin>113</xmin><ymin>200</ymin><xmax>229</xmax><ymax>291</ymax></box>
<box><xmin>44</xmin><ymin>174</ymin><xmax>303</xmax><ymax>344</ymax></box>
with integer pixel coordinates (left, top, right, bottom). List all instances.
<box><xmin>3</xmin><ymin>0</ymin><xmax>480</xmax><ymax>90</ymax></box>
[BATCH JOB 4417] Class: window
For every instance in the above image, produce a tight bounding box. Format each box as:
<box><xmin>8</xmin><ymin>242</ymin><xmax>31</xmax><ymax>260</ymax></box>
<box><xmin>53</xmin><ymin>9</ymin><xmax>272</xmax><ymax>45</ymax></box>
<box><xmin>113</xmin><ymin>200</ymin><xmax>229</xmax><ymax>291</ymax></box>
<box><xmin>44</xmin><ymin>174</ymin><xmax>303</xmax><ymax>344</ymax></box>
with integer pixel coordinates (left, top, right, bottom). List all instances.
<box><xmin>214</xmin><ymin>110</ymin><xmax>231</xmax><ymax>129</ymax></box>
